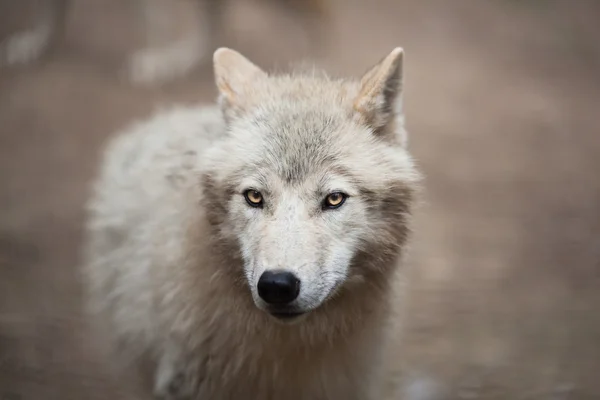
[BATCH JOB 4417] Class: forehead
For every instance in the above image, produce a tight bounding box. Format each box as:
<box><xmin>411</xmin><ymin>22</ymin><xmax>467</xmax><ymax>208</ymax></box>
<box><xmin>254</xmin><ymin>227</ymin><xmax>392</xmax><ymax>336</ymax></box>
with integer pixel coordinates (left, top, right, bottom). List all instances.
<box><xmin>246</xmin><ymin>107</ymin><xmax>361</xmax><ymax>184</ymax></box>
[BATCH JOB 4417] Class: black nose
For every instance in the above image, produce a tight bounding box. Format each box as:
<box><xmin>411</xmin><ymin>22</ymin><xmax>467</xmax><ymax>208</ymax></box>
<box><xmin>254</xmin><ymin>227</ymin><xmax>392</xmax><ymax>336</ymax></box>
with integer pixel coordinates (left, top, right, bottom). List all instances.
<box><xmin>257</xmin><ymin>270</ymin><xmax>301</xmax><ymax>304</ymax></box>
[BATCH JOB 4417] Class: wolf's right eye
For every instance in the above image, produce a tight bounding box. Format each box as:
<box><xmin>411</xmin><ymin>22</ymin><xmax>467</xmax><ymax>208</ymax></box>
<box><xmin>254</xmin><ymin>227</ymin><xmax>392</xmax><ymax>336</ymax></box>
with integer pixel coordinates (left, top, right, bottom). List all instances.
<box><xmin>244</xmin><ymin>190</ymin><xmax>263</xmax><ymax>208</ymax></box>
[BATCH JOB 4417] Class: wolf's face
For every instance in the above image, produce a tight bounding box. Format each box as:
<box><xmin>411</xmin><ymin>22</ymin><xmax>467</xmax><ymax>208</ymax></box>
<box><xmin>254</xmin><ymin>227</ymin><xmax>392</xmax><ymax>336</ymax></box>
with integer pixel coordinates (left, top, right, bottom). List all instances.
<box><xmin>228</xmin><ymin>156</ymin><xmax>366</xmax><ymax>317</ymax></box>
<box><xmin>202</xmin><ymin>48</ymin><xmax>419</xmax><ymax>321</ymax></box>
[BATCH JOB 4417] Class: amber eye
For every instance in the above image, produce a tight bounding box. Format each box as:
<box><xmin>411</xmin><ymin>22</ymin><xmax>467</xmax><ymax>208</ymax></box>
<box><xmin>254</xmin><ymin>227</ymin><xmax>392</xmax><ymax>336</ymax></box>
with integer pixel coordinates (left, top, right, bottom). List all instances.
<box><xmin>323</xmin><ymin>192</ymin><xmax>347</xmax><ymax>210</ymax></box>
<box><xmin>244</xmin><ymin>189</ymin><xmax>263</xmax><ymax>208</ymax></box>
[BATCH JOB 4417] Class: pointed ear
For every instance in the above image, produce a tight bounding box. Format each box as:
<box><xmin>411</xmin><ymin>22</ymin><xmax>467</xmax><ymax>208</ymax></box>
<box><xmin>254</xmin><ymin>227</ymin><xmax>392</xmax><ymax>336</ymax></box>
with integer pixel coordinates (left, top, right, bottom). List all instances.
<box><xmin>213</xmin><ymin>48</ymin><xmax>267</xmax><ymax>118</ymax></box>
<box><xmin>353</xmin><ymin>47</ymin><xmax>405</xmax><ymax>142</ymax></box>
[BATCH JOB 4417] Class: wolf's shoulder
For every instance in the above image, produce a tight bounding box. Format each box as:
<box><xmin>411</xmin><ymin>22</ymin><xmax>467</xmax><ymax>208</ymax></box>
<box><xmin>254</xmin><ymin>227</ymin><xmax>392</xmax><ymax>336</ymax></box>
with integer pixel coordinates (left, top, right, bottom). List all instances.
<box><xmin>87</xmin><ymin>104</ymin><xmax>224</xmax><ymax>224</ymax></box>
<box><xmin>96</xmin><ymin>104</ymin><xmax>223</xmax><ymax>179</ymax></box>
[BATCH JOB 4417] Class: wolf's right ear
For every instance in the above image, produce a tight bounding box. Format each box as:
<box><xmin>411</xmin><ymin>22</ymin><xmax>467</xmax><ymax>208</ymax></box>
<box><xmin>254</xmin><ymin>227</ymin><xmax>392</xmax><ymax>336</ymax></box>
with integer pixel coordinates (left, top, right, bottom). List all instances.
<box><xmin>213</xmin><ymin>48</ymin><xmax>267</xmax><ymax>119</ymax></box>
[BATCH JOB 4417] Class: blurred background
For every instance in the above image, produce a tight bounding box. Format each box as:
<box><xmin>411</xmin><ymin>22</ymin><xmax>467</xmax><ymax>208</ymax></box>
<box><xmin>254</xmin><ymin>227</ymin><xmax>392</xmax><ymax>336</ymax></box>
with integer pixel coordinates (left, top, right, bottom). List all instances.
<box><xmin>1</xmin><ymin>0</ymin><xmax>599</xmax><ymax>399</ymax></box>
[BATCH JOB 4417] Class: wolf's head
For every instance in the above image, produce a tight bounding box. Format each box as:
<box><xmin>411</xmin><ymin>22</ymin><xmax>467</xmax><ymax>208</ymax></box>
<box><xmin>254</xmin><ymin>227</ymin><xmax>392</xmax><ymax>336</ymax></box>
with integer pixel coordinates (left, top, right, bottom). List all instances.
<box><xmin>201</xmin><ymin>48</ymin><xmax>420</xmax><ymax>322</ymax></box>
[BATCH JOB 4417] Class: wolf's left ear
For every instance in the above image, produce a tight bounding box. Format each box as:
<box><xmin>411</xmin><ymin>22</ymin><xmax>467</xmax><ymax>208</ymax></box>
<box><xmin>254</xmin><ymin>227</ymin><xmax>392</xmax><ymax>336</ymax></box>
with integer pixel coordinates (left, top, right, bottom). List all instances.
<box><xmin>213</xmin><ymin>48</ymin><xmax>267</xmax><ymax>119</ymax></box>
<box><xmin>354</xmin><ymin>47</ymin><xmax>407</xmax><ymax>146</ymax></box>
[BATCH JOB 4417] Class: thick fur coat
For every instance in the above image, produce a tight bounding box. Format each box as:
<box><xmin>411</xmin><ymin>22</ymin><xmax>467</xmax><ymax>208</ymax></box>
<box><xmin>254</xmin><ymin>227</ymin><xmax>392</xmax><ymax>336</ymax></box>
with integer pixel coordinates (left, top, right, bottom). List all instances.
<box><xmin>82</xmin><ymin>47</ymin><xmax>421</xmax><ymax>399</ymax></box>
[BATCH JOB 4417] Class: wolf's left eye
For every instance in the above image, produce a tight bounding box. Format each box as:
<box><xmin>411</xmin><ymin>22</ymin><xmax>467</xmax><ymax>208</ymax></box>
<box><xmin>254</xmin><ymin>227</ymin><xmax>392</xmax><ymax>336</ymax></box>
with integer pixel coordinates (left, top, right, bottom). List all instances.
<box><xmin>323</xmin><ymin>192</ymin><xmax>347</xmax><ymax>210</ymax></box>
<box><xmin>244</xmin><ymin>190</ymin><xmax>263</xmax><ymax>208</ymax></box>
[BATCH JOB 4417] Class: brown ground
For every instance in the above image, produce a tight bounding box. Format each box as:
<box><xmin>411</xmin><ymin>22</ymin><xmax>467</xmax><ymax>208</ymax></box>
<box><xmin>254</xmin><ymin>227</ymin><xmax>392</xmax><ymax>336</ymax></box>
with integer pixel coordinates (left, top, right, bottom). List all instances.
<box><xmin>1</xmin><ymin>0</ymin><xmax>599</xmax><ymax>399</ymax></box>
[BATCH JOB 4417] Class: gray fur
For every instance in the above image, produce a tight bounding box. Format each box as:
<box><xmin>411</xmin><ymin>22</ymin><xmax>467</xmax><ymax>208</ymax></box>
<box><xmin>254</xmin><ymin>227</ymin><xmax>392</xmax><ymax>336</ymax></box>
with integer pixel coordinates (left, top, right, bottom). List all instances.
<box><xmin>82</xmin><ymin>47</ymin><xmax>421</xmax><ymax>399</ymax></box>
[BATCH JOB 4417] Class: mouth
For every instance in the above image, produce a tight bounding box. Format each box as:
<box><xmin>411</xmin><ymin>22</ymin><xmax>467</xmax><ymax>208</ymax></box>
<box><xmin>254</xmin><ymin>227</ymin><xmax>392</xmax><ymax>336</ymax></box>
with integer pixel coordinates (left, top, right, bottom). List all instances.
<box><xmin>269</xmin><ymin>311</ymin><xmax>305</xmax><ymax>321</ymax></box>
<box><xmin>261</xmin><ymin>304</ymin><xmax>308</xmax><ymax>323</ymax></box>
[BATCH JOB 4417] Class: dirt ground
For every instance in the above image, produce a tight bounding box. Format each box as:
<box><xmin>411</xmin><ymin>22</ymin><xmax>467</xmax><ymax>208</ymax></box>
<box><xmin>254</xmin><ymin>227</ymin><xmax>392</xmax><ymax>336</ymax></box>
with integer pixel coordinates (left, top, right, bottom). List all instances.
<box><xmin>1</xmin><ymin>0</ymin><xmax>599</xmax><ymax>399</ymax></box>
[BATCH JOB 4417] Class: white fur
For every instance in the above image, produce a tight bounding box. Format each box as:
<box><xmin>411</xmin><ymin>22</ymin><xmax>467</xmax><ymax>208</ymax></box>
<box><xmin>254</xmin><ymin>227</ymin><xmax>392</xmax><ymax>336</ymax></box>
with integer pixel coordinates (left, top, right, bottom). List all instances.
<box><xmin>82</xmin><ymin>48</ymin><xmax>421</xmax><ymax>399</ymax></box>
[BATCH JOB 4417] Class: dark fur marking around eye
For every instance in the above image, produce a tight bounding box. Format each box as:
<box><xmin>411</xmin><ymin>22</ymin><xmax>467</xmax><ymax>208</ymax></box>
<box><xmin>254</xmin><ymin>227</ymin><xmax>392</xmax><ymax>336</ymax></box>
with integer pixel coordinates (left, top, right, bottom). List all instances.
<box><xmin>359</xmin><ymin>183</ymin><xmax>413</xmax><ymax>218</ymax></box>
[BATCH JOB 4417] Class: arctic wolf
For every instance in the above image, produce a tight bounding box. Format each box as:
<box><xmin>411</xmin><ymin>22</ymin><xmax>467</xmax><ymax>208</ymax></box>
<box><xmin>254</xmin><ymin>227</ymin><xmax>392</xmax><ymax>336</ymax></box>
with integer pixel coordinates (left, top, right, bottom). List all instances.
<box><xmin>0</xmin><ymin>0</ymin><xmax>328</xmax><ymax>84</ymax></box>
<box><xmin>82</xmin><ymin>46</ymin><xmax>421</xmax><ymax>399</ymax></box>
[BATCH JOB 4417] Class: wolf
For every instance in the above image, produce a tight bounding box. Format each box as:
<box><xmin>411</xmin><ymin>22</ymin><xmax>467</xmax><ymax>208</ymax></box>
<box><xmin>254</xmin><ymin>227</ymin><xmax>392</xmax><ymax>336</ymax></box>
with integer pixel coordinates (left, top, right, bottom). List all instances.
<box><xmin>81</xmin><ymin>46</ymin><xmax>421</xmax><ymax>399</ymax></box>
<box><xmin>0</xmin><ymin>0</ymin><xmax>328</xmax><ymax>84</ymax></box>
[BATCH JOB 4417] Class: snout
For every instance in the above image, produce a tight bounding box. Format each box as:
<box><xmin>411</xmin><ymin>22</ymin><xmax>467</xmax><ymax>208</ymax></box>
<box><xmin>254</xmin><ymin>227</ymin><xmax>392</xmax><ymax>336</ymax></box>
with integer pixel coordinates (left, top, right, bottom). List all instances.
<box><xmin>257</xmin><ymin>270</ymin><xmax>304</xmax><ymax>320</ymax></box>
